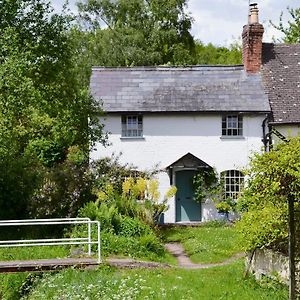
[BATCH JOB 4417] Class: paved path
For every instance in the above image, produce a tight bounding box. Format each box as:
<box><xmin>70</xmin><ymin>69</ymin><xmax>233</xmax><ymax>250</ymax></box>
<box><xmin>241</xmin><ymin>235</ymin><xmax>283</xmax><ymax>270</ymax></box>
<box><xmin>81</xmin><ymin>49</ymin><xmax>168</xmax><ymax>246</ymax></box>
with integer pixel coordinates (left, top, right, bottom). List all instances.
<box><xmin>165</xmin><ymin>243</ymin><xmax>244</xmax><ymax>269</ymax></box>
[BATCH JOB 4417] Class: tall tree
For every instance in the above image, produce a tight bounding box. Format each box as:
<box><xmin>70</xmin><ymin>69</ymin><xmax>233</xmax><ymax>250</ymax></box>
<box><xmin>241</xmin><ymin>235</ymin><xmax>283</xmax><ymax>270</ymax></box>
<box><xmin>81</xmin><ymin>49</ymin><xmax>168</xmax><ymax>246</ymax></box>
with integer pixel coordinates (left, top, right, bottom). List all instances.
<box><xmin>76</xmin><ymin>0</ymin><xmax>195</xmax><ymax>67</ymax></box>
<box><xmin>0</xmin><ymin>0</ymin><xmax>105</xmax><ymax>219</ymax></box>
<box><xmin>194</xmin><ymin>41</ymin><xmax>242</xmax><ymax>65</ymax></box>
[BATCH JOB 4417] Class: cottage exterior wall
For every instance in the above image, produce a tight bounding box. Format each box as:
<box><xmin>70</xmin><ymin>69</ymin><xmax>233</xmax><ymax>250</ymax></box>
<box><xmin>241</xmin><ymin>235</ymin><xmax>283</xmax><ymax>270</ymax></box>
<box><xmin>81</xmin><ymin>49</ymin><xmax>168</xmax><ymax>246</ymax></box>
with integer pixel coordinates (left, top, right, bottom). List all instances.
<box><xmin>274</xmin><ymin>125</ymin><xmax>300</xmax><ymax>139</ymax></box>
<box><xmin>92</xmin><ymin>113</ymin><xmax>266</xmax><ymax>223</ymax></box>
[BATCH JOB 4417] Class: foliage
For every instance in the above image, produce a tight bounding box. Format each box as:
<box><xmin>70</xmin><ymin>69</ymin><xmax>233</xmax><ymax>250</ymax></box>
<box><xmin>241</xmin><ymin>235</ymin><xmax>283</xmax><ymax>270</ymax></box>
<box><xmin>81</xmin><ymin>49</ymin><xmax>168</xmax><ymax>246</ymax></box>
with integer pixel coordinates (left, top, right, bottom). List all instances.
<box><xmin>79</xmin><ymin>174</ymin><xmax>177</xmax><ymax>227</ymax></box>
<box><xmin>236</xmin><ymin>136</ymin><xmax>300</xmax><ymax>252</ymax></box>
<box><xmin>215</xmin><ymin>198</ymin><xmax>236</xmax><ymax>214</ymax></box>
<box><xmin>271</xmin><ymin>7</ymin><xmax>300</xmax><ymax>43</ymax></box>
<box><xmin>101</xmin><ymin>231</ymin><xmax>165</xmax><ymax>260</ymax></box>
<box><xmin>193</xmin><ymin>168</ymin><xmax>220</xmax><ymax>203</ymax></box>
<box><xmin>0</xmin><ymin>0</ymin><xmax>105</xmax><ymax>219</ymax></box>
<box><xmin>77</xmin><ymin>0</ymin><xmax>195</xmax><ymax>67</ymax></box>
<box><xmin>0</xmin><ymin>272</ymin><xmax>28</xmax><ymax>300</ymax></box>
<box><xmin>73</xmin><ymin>173</ymin><xmax>176</xmax><ymax>260</ymax></box>
<box><xmin>28</xmin><ymin>158</ymin><xmax>95</xmax><ymax>219</ymax></box>
<box><xmin>74</xmin><ymin>206</ymin><xmax>165</xmax><ymax>260</ymax></box>
<box><xmin>195</xmin><ymin>41</ymin><xmax>242</xmax><ymax>65</ymax></box>
<box><xmin>90</xmin><ymin>154</ymin><xmax>145</xmax><ymax>195</ymax></box>
<box><xmin>236</xmin><ymin>205</ymin><xmax>288</xmax><ymax>253</ymax></box>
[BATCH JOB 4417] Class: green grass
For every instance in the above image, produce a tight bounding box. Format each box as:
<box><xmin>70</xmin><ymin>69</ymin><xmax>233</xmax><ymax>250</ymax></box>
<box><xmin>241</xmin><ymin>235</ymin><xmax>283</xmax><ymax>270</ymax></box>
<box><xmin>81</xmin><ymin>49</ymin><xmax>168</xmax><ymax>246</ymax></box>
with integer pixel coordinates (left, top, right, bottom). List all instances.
<box><xmin>12</xmin><ymin>260</ymin><xmax>287</xmax><ymax>300</ymax></box>
<box><xmin>0</xmin><ymin>246</ymin><xmax>69</xmax><ymax>262</ymax></box>
<box><xmin>0</xmin><ymin>224</ymin><xmax>289</xmax><ymax>299</ymax></box>
<box><xmin>160</xmin><ymin>222</ymin><xmax>241</xmax><ymax>264</ymax></box>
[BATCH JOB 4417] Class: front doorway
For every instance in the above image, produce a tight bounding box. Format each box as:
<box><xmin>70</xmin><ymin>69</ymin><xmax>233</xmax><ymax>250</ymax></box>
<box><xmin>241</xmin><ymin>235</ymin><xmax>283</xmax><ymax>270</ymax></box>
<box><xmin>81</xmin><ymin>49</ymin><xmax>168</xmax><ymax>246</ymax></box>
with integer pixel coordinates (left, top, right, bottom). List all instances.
<box><xmin>175</xmin><ymin>170</ymin><xmax>201</xmax><ymax>222</ymax></box>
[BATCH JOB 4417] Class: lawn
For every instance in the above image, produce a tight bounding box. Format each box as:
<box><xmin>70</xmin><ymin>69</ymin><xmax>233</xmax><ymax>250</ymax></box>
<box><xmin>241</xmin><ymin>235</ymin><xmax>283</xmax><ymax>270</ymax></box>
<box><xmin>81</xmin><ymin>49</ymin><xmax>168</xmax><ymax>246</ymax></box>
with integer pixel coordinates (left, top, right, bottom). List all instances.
<box><xmin>160</xmin><ymin>222</ymin><xmax>241</xmax><ymax>264</ymax></box>
<box><xmin>0</xmin><ymin>222</ymin><xmax>289</xmax><ymax>299</ymax></box>
<box><xmin>4</xmin><ymin>260</ymin><xmax>287</xmax><ymax>300</ymax></box>
<box><xmin>0</xmin><ymin>246</ymin><xmax>69</xmax><ymax>262</ymax></box>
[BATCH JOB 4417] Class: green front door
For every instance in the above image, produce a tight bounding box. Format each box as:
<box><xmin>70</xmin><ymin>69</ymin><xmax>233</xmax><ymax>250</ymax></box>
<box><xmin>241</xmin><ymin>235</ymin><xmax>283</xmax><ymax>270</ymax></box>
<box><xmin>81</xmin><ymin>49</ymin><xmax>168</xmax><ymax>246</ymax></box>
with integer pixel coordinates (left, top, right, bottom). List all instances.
<box><xmin>175</xmin><ymin>170</ymin><xmax>201</xmax><ymax>222</ymax></box>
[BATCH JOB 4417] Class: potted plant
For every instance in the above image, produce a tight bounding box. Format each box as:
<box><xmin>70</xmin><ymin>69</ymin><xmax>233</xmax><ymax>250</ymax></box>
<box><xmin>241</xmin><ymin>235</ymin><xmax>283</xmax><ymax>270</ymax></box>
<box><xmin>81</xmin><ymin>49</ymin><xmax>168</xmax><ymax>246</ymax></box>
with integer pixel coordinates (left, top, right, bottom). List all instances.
<box><xmin>215</xmin><ymin>198</ymin><xmax>235</xmax><ymax>220</ymax></box>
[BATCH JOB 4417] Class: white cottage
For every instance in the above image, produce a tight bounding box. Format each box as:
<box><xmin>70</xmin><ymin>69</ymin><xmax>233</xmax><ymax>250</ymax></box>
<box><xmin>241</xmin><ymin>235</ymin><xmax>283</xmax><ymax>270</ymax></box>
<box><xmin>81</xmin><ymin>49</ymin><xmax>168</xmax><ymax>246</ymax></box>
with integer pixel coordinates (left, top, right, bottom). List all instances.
<box><xmin>90</xmin><ymin>6</ymin><xmax>271</xmax><ymax>223</ymax></box>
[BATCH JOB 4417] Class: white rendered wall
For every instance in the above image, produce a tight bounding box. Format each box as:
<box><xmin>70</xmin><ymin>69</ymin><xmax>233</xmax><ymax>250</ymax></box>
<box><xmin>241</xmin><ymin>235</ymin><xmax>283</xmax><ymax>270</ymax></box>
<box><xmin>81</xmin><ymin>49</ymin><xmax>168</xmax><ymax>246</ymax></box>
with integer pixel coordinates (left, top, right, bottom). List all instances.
<box><xmin>92</xmin><ymin>113</ymin><xmax>266</xmax><ymax>223</ymax></box>
<box><xmin>274</xmin><ymin>125</ymin><xmax>300</xmax><ymax>142</ymax></box>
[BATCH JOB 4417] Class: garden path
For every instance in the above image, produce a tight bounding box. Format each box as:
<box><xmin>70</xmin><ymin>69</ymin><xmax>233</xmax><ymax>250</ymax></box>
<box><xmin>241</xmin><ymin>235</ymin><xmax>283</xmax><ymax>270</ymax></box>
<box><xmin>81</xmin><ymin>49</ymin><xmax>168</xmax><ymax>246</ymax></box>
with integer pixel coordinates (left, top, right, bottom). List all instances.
<box><xmin>165</xmin><ymin>243</ymin><xmax>244</xmax><ymax>269</ymax></box>
<box><xmin>0</xmin><ymin>244</ymin><xmax>244</xmax><ymax>273</ymax></box>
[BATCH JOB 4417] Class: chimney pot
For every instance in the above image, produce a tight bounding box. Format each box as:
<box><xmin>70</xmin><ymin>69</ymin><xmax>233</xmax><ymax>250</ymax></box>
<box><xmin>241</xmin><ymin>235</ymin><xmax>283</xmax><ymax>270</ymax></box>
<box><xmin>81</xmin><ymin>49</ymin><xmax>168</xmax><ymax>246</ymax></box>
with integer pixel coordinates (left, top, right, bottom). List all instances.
<box><xmin>248</xmin><ymin>3</ymin><xmax>259</xmax><ymax>24</ymax></box>
<box><xmin>249</xmin><ymin>6</ymin><xmax>259</xmax><ymax>24</ymax></box>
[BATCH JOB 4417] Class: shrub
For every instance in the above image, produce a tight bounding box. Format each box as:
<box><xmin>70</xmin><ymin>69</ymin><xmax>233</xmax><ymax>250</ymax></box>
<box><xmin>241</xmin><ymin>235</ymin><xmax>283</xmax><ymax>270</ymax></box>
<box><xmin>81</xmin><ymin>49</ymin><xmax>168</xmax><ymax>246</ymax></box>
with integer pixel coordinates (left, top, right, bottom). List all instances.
<box><xmin>116</xmin><ymin>216</ymin><xmax>152</xmax><ymax>237</ymax></box>
<box><xmin>236</xmin><ymin>136</ymin><xmax>300</xmax><ymax>253</ymax></box>
<box><xmin>73</xmin><ymin>200</ymin><xmax>166</xmax><ymax>260</ymax></box>
<box><xmin>100</xmin><ymin>231</ymin><xmax>165</xmax><ymax>260</ymax></box>
<box><xmin>78</xmin><ymin>202</ymin><xmax>121</xmax><ymax>233</ymax></box>
<box><xmin>236</xmin><ymin>205</ymin><xmax>288</xmax><ymax>252</ymax></box>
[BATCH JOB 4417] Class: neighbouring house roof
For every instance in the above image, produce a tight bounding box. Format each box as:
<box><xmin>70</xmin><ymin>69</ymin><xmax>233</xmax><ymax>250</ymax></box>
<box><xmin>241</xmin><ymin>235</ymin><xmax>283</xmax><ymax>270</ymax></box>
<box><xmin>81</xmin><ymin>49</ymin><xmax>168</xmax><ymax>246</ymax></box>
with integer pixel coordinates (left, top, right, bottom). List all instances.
<box><xmin>262</xmin><ymin>43</ymin><xmax>300</xmax><ymax>125</ymax></box>
<box><xmin>90</xmin><ymin>66</ymin><xmax>270</xmax><ymax>113</ymax></box>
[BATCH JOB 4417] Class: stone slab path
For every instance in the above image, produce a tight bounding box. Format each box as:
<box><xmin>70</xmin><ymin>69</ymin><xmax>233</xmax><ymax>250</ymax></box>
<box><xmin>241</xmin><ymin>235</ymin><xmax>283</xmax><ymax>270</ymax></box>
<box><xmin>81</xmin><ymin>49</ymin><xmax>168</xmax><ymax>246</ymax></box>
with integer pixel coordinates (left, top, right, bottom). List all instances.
<box><xmin>165</xmin><ymin>243</ymin><xmax>244</xmax><ymax>269</ymax></box>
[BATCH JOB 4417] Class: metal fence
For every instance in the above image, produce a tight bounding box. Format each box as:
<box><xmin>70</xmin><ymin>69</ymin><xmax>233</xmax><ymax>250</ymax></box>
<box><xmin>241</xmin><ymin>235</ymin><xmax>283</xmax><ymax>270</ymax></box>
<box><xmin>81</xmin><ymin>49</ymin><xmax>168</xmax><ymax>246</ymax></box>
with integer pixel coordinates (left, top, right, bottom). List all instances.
<box><xmin>0</xmin><ymin>218</ymin><xmax>101</xmax><ymax>263</ymax></box>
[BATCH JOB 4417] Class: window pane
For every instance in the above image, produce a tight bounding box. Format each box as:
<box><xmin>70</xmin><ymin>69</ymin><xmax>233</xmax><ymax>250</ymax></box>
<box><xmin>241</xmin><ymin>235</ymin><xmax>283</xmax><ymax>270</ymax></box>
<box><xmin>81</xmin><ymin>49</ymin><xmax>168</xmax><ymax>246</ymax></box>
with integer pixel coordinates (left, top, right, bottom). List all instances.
<box><xmin>222</xmin><ymin>115</ymin><xmax>243</xmax><ymax>136</ymax></box>
<box><xmin>121</xmin><ymin>115</ymin><xmax>143</xmax><ymax>137</ymax></box>
<box><xmin>221</xmin><ymin>170</ymin><xmax>244</xmax><ymax>200</ymax></box>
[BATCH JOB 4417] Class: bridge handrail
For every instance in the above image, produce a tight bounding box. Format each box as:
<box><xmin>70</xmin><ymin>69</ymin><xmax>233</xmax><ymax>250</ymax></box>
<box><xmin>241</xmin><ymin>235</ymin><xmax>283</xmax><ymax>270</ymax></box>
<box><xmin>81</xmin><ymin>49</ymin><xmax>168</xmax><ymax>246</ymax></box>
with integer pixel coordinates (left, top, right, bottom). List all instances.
<box><xmin>0</xmin><ymin>218</ymin><xmax>101</xmax><ymax>263</ymax></box>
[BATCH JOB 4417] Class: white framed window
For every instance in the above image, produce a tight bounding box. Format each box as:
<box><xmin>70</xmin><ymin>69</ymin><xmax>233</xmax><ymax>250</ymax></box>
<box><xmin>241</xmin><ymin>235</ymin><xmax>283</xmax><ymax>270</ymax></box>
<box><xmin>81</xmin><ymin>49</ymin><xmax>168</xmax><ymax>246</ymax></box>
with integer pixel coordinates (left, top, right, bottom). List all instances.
<box><xmin>221</xmin><ymin>170</ymin><xmax>244</xmax><ymax>200</ymax></box>
<box><xmin>222</xmin><ymin>115</ymin><xmax>243</xmax><ymax>136</ymax></box>
<box><xmin>121</xmin><ymin>115</ymin><xmax>143</xmax><ymax>137</ymax></box>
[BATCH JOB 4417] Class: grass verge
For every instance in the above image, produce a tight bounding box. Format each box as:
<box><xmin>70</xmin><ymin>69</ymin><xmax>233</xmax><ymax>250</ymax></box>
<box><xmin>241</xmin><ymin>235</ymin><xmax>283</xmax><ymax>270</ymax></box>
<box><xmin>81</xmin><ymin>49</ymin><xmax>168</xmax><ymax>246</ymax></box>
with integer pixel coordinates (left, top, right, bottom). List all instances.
<box><xmin>160</xmin><ymin>222</ymin><xmax>241</xmax><ymax>264</ymax></box>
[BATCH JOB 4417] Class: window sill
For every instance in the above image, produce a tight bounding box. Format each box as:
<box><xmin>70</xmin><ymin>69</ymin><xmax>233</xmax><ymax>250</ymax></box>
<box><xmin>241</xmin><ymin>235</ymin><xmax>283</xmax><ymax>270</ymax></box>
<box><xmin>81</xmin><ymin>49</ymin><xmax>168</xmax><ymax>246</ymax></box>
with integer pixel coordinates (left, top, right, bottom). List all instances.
<box><xmin>220</xmin><ymin>136</ymin><xmax>245</xmax><ymax>140</ymax></box>
<box><xmin>120</xmin><ymin>137</ymin><xmax>145</xmax><ymax>141</ymax></box>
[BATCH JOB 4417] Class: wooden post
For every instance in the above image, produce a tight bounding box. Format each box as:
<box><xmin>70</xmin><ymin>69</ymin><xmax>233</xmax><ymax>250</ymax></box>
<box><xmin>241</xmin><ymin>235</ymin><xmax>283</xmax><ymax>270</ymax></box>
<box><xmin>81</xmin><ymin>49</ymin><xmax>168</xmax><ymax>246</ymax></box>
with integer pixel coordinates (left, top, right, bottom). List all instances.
<box><xmin>288</xmin><ymin>195</ymin><xmax>296</xmax><ymax>300</ymax></box>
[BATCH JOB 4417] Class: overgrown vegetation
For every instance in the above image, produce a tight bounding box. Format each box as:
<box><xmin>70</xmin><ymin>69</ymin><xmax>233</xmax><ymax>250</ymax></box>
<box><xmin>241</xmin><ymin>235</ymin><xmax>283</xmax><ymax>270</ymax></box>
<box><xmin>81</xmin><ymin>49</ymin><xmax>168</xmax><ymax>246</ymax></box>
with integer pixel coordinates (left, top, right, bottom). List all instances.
<box><xmin>3</xmin><ymin>261</ymin><xmax>287</xmax><ymax>300</ymax></box>
<box><xmin>0</xmin><ymin>0</ymin><xmax>105</xmax><ymax>220</ymax></box>
<box><xmin>72</xmin><ymin>160</ymin><xmax>177</xmax><ymax>261</ymax></box>
<box><xmin>236</xmin><ymin>136</ymin><xmax>300</xmax><ymax>254</ymax></box>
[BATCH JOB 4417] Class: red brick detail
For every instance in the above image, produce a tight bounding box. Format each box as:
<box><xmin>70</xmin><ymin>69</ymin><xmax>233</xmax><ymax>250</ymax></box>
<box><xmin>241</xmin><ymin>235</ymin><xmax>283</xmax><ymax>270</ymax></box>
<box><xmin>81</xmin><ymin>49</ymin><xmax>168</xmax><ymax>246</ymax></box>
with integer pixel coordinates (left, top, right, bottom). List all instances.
<box><xmin>242</xmin><ymin>24</ymin><xmax>264</xmax><ymax>73</ymax></box>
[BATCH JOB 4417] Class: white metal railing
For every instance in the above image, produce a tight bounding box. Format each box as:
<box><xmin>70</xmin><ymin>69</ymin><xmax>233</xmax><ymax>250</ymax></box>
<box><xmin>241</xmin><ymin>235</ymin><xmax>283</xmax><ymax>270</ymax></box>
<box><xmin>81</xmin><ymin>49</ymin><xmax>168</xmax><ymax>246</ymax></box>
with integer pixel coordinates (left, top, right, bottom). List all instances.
<box><xmin>0</xmin><ymin>218</ymin><xmax>101</xmax><ymax>263</ymax></box>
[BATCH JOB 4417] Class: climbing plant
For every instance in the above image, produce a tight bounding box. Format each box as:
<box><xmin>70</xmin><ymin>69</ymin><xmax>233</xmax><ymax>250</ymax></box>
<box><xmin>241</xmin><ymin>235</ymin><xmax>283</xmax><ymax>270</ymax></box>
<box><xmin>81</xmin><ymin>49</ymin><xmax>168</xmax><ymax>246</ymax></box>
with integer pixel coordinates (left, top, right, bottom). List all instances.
<box><xmin>192</xmin><ymin>168</ymin><xmax>220</xmax><ymax>203</ymax></box>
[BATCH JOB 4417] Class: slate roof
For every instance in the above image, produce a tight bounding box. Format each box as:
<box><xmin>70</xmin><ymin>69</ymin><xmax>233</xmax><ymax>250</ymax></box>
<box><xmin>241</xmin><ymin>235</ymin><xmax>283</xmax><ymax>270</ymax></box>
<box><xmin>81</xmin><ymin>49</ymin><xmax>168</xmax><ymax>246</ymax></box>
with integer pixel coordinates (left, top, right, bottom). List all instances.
<box><xmin>262</xmin><ymin>43</ymin><xmax>300</xmax><ymax>124</ymax></box>
<box><xmin>90</xmin><ymin>66</ymin><xmax>270</xmax><ymax>113</ymax></box>
<box><xmin>166</xmin><ymin>153</ymin><xmax>212</xmax><ymax>170</ymax></box>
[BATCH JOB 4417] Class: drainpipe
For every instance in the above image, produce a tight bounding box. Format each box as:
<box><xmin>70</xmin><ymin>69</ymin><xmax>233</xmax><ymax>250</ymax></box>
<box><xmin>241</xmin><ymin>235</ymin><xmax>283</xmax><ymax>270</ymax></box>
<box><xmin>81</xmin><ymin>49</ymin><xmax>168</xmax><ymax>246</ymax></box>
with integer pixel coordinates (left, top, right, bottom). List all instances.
<box><xmin>262</xmin><ymin>114</ymin><xmax>270</xmax><ymax>152</ymax></box>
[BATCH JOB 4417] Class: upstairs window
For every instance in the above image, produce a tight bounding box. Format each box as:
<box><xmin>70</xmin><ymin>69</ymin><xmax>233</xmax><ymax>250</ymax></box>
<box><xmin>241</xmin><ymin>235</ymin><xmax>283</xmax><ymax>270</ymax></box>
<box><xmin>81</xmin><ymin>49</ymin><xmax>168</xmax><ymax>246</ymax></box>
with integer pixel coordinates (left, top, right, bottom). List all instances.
<box><xmin>121</xmin><ymin>115</ymin><xmax>143</xmax><ymax>137</ymax></box>
<box><xmin>221</xmin><ymin>170</ymin><xmax>244</xmax><ymax>200</ymax></box>
<box><xmin>222</xmin><ymin>115</ymin><xmax>243</xmax><ymax>136</ymax></box>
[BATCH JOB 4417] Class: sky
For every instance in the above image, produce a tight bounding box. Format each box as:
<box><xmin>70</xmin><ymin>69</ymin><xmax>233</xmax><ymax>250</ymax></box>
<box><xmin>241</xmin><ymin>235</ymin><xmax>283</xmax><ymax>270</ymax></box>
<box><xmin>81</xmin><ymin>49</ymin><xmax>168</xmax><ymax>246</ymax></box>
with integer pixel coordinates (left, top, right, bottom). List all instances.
<box><xmin>52</xmin><ymin>0</ymin><xmax>298</xmax><ymax>46</ymax></box>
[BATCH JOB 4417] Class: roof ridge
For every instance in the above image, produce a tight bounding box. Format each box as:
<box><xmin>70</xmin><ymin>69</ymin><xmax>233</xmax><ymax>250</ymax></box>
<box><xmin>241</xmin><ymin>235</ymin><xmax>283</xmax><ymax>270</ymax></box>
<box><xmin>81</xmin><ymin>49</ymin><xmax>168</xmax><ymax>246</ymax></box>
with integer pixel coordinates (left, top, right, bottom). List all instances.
<box><xmin>92</xmin><ymin>65</ymin><xmax>244</xmax><ymax>72</ymax></box>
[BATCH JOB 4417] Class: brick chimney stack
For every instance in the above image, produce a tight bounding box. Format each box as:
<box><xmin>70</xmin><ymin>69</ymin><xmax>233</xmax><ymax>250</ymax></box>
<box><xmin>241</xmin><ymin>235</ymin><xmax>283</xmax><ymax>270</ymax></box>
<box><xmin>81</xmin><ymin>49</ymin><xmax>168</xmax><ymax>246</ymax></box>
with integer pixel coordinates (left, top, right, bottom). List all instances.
<box><xmin>242</xmin><ymin>3</ymin><xmax>264</xmax><ymax>73</ymax></box>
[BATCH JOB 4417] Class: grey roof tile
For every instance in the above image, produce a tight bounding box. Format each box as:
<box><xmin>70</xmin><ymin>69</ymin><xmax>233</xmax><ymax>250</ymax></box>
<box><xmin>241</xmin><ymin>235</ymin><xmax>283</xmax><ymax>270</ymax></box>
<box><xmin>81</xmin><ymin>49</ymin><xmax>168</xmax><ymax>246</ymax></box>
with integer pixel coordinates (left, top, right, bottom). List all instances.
<box><xmin>262</xmin><ymin>43</ymin><xmax>300</xmax><ymax>124</ymax></box>
<box><xmin>90</xmin><ymin>66</ymin><xmax>270</xmax><ymax>113</ymax></box>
